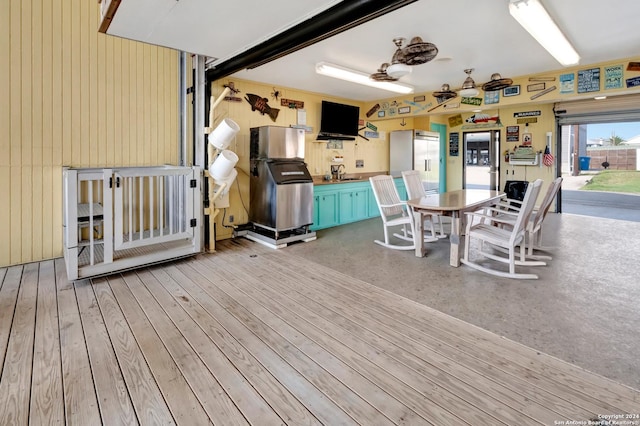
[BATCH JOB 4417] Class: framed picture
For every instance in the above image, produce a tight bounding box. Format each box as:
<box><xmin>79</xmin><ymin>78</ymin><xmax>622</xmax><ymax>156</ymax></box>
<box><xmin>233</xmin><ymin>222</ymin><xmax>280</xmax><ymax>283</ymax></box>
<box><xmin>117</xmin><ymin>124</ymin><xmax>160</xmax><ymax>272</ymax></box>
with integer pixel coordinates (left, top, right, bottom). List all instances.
<box><xmin>377</xmin><ymin>110</ymin><xmax>385</xmax><ymax>118</ymax></box>
<box><xmin>413</xmin><ymin>95</ymin><xmax>426</xmax><ymax>102</ymax></box>
<box><xmin>398</xmin><ymin>106</ymin><xmax>411</xmax><ymax>114</ymax></box>
<box><xmin>522</xmin><ymin>132</ymin><xmax>532</xmax><ymax>145</ymax></box>
<box><xmin>503</xmin><ymin>85</ymin><xmax>520</xmax><ymax>97</ymax></box>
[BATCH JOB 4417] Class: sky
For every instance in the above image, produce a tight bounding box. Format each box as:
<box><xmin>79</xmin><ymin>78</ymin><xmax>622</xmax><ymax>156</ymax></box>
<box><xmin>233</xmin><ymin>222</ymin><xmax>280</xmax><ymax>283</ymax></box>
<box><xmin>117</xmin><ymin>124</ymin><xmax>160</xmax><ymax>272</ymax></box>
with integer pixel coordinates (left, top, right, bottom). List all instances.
<box><xmin>587</xmin><ymin>122</ymin><xmax>640</xmax><ymax>141</ymax></box>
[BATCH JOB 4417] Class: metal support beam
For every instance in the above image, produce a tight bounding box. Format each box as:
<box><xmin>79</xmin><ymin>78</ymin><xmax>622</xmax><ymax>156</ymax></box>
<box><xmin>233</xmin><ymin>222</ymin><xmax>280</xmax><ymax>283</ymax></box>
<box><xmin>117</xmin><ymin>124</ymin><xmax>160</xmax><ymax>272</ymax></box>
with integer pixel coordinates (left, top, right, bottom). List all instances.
<box><xmin>205</xmin><ymin>0</ymin><xmax>417</xmax><ymax>81</ymax></box>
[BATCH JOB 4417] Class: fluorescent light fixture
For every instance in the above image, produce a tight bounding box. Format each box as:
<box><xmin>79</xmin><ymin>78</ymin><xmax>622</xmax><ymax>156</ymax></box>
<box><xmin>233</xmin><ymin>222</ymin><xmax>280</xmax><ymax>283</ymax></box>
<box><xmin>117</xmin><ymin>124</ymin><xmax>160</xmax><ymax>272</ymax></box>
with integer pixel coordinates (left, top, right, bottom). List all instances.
<box><xmin>316</xmin><ymin>62</ymin><xmax>414</xmax><ymax>94</ymax></box>
<box><xmin>509</xmin><ymin>0</ymin><xmax>580</xmax><ymax>66</ymax></box>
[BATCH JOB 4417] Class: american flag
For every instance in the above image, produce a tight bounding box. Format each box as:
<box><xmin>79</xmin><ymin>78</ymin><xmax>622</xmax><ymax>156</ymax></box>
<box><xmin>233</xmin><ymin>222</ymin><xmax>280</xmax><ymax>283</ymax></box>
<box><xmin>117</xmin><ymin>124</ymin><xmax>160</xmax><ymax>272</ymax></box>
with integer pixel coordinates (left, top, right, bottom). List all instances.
<box><xmin>543</xmin><ymin>145</ymin><xmax>554</xmax><ymax>167</ymax></box>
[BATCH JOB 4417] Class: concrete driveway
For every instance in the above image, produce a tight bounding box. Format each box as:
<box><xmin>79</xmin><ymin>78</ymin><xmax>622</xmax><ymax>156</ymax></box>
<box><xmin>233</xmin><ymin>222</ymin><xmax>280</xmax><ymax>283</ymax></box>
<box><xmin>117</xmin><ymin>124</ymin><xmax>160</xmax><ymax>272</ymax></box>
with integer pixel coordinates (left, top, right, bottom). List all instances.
<box><xmin>561</xmin><ymin>173</ymin><xmax>640</xmax><ymax>222</ymax></box>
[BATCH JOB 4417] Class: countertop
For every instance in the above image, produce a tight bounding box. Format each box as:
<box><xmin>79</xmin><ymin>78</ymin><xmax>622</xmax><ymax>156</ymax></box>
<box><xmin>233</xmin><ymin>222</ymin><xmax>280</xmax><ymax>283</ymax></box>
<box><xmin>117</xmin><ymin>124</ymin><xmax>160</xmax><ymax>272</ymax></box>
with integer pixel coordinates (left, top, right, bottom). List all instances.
<box><xmin>312</xmin><ymin>171</ymin><xmax>388</xmax><ymax>185</ymax></box>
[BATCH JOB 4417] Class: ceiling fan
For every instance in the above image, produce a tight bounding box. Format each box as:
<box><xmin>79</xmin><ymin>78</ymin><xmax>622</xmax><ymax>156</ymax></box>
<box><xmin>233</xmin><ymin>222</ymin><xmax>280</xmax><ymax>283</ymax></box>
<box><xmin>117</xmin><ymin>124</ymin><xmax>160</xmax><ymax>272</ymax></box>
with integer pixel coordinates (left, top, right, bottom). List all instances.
<box><xmin>369</xmin><ymin>36</ymin><xmax>438</xmax><ymax>82</ymax></box>
<box><xmin>481</xmin><ymin>72</ymin><xmax>514</xmax><ymax>91</ymax></box>
<box><xmin>432</xmin><ymin>69</ymin><xmax>514</xmax><ymax>101</ymax></box>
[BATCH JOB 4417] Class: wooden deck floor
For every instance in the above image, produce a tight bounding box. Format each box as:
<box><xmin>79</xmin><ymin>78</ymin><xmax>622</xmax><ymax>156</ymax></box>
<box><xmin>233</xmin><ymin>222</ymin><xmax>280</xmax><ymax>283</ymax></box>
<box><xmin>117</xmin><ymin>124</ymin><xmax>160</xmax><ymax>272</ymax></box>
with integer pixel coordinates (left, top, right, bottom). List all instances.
<box><xmin>1</xmin><ymin>238</ymin><xmax>639</xmax><ymax>425</ymax></box>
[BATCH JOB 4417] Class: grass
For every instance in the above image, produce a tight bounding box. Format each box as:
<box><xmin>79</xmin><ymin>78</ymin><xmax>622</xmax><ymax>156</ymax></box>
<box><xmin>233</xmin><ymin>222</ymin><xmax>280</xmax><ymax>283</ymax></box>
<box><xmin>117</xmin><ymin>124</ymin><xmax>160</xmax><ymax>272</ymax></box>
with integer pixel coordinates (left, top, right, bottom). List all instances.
<box><xmin>582</xmin><ymin>170</ymin><xmax>640</xmax><ymax>194</ymax></box>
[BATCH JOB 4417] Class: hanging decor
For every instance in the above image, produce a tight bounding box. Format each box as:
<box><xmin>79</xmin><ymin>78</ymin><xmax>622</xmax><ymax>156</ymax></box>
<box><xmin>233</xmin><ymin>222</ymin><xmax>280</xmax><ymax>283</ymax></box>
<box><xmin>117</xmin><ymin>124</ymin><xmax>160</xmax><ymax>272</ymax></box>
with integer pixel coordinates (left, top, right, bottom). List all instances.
<box><xmin>245</xmin><ymin>93</ymin><xmax>280</xmax><ymax>122</ymax></box>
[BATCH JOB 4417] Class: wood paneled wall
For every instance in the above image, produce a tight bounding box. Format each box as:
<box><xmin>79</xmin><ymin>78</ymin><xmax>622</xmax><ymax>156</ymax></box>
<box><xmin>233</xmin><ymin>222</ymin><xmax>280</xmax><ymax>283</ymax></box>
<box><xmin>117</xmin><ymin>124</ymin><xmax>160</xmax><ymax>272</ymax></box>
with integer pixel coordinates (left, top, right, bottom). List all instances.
<box><xmin>0</xmin><ymin>0</ymin><xmax>180</xmax><ymax>266</ymax></box>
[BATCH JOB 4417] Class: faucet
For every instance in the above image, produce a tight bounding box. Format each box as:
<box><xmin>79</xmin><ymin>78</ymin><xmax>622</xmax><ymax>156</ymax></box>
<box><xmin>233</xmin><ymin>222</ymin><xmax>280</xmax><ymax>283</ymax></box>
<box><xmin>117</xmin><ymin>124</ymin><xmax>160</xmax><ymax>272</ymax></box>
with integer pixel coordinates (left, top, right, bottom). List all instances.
<box><xmin>331</xmin><ymin>164</ymin><xmax>345</xmax><ymax>180</ymax></box>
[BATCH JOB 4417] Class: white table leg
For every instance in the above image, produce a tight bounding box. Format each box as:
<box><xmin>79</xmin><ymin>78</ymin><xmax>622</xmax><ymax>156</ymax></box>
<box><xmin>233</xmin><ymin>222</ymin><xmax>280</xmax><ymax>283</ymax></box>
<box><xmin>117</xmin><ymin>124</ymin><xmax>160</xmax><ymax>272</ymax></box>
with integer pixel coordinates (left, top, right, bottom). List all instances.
<box><xmin>449</xmin><ymin>212</ymin><xmax>461</xmax><ymax>267</ymax></box>
<box><xmin>413</xmin><ymin>210</ymin><xmax>425</xmax><ymax>257</ymax></box>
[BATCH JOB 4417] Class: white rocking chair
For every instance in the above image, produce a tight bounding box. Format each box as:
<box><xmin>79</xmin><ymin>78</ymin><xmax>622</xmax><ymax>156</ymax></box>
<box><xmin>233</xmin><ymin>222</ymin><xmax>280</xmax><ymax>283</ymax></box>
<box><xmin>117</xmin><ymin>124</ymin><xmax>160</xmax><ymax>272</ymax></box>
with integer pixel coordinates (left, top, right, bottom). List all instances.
<box><xmin>461</xmin><ymin>179</ymin><xmax>543</xmax><ymax>279</ymax></box>
<box><xmin>492</xmin><ymin>177</ymin><xmax>563</xmax><ymax>261</ymax></box>
<box><xmin>401</xmin><ymin>170</ymin><xmax>445</xmax><ymax>241</ymax></box>
<box><xmin>369</xmin><ymin>175</ymin><xmax>416</xmax><ymax>250</ymax></box>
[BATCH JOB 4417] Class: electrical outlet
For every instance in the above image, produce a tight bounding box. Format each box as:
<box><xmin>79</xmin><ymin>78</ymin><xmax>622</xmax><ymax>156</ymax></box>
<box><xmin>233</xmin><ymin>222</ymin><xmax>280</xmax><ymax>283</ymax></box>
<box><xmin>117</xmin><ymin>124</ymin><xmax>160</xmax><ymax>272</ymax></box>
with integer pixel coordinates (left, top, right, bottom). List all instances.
<box><xmin>229</xmin><ymin>215</ymin><xmax>234</xmax><ymax>223</ymax></box>
<box><xmin>355</xmin><ymin>159</ymin><xmax>364</xmax><ymax>168</ymax></box>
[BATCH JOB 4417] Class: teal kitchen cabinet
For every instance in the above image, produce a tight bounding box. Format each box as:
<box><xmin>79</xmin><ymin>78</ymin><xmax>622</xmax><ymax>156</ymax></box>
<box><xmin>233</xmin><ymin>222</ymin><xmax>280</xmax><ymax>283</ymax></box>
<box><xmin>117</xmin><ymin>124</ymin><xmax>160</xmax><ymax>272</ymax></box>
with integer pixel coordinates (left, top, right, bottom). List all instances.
<box><xmin>313</xmin><ymin>191</ymin><xmax>339</xmax><ymax>230</ymax></box>
<box><xmin>338</xmin><ymin>187</ymin><xmax>369</xmax><ymax>223</ymax></box>
<box><xmin>312</xmin><ymin>178</ymin><xmax>405</xmax><ymax>231</ymax></box>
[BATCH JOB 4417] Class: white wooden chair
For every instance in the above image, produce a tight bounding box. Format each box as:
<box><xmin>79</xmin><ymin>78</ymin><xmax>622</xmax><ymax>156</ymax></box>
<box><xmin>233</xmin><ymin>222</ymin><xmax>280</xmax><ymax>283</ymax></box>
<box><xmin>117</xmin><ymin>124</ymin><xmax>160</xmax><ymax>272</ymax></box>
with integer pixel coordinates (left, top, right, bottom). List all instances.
<box><xmin>369</xmin><ymin>175</ymin><xmax>416</xmax><ymax>250</ymax></box>
<box><xmin>461</xmin><ymin>179</ymin><xmax>543</xmax><ymax>279</ymax></box>
<box><xmin>492</xmin><ymin>177</ymin><xmax>563</xmax><ymax>261</ymax></box>
<box><xmin>401</xmin><ymin>170</ymin><xmax>445</xmax><ymax>241</ymax></box>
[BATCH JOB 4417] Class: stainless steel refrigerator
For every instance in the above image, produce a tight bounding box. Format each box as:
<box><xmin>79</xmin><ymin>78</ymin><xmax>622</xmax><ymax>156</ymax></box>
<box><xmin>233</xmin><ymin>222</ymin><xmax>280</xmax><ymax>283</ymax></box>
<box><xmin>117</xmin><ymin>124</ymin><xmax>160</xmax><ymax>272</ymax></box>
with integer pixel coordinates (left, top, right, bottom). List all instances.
<box><xmin>389</xmin><ymin>129</ymin><xmax>441</xmax><ymax>194</ymax></box>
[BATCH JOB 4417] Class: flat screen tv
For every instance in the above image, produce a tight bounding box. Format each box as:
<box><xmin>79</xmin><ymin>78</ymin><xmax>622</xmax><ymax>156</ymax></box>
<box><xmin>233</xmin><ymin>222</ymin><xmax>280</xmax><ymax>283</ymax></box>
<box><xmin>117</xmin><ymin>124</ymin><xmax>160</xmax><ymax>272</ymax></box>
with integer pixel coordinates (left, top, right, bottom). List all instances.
<box><xmin>317</xmin><ymin>100</ymin><xmax>360</xmax><ymax>140</ymax></box>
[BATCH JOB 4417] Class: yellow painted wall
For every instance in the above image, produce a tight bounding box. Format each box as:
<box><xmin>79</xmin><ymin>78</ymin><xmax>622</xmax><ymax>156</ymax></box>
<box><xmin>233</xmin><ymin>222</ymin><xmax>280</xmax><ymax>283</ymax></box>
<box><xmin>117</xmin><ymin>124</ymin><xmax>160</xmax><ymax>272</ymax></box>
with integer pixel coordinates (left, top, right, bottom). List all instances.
<box><xmin>0</xmin><ymin>0</ymin><xmax>180</xmax><ymax>266</ymax></box>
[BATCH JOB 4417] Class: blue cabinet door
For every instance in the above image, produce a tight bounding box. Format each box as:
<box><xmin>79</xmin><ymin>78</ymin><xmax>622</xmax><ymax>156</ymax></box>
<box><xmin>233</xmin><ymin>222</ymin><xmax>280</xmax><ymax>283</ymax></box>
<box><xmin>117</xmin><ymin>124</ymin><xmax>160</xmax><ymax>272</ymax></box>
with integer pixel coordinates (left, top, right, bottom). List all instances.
<box><xmin>314</xmin><ymin>192</ymin><xmax>338</xmax><ymax>229</ymax></box>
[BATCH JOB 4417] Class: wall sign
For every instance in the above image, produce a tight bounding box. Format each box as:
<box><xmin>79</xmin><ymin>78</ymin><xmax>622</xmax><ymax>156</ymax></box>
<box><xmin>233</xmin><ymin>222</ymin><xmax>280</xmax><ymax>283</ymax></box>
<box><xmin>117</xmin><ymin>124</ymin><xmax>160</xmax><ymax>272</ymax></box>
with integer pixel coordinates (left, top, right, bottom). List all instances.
<box><xmin>626</xmin><ymin>76</ymin><xmax>640</xmax><ymax>88</ymax></box>
<box><xmin>560</xmin><ymin>73</ymin><xmax>575</xmax><ymax>94</ymax></box>
<box><xmin>604</xmin><ymin>64</ymin><xmax>623</xmax><ymax>90</ymax></box>
<box><xmin>449</xmin><ymin>132</ymin><xmax>459</xmax><ymax>156</ymax></box>
<box><xmin>448</xmin><ymin>114</ymin><xmax>463</xmax><ymax>127</ymax></box>
<box><xmin>506</xmin><ymin>126</ymin><xmax>519</xmax><ymax>142</ymax></box>
<box><xmin>280</xmin><ymin>98</ymin><xmax>304</xmax><ymax>109</ymax></box>
<box><xmin>577</xmin><ymin>68</ymin><xmax>600</xmax><ymax>93</ymax></box>
<box><xmin>460</xmin><ymin>97</ymin><xmax>483</xmax><ymax>106</ymax></box>
<box><xmin>513</xmin><ymin>111</ymin><xmax>541</xmax><ymax>118</ymax></box>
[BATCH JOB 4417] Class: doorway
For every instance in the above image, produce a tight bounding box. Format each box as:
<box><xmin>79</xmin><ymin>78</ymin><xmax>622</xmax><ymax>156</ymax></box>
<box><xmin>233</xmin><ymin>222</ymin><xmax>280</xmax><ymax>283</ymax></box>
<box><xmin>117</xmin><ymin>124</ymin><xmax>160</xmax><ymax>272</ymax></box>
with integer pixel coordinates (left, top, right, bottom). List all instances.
<box><xmin>463</xmin><ymin>130</ymin><xmax>500</xmax><ymax>190</ymax></box>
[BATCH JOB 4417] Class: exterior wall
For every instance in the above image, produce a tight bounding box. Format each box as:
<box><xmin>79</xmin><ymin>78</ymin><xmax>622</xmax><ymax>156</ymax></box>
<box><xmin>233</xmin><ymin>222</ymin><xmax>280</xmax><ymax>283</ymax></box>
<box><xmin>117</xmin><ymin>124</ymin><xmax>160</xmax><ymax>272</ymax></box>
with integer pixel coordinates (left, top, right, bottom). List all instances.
<box><xmin>0</xmin><ymin>0</ymin><xmax>180</xmax><ymax>267</ymax></box>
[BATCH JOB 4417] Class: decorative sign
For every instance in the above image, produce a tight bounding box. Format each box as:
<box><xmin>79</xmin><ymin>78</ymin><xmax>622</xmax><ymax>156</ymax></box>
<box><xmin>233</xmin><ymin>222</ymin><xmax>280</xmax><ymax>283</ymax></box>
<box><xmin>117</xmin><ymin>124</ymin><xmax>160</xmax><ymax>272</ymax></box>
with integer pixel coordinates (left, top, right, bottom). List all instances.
<box><xmin>366</xmin><ymin>122</ymin><xmax>377</xmax><ymax>132</ymax></box>
<box><xmin>224</xmin><ymin>96</ymin><xmax>243</xmax><ymax>102</ymax></box>
<box><xmin>522</xmin><ymin>133</ymin><xmax>532</xmax><ymax>146</ymax></box>
<box><xmin>577</xmin><ymin>68</ymin><xmax>600</xmax><ymax>93</ymax></box>
<box><xmin>604</xmin><ymin>64</ymin><xmax>623</xmax><ymax>90</ymax></box>
<box><xmin>560</xmin><ymin>73</ymin><xmax>575</xmax><ymax>94</ymax></box>
<box><xmin>366</xmin><ymin>103</ymin><xmax>380</xmax><ymax>117</ymax></box>
<box><xmin>517</xmin><ymin>117</ymin><xmax>538</xmax><ymax>124</ymax></box>
<box><xmin>527</xmin><ymin>82</ymin><xmax>546</xmax><ymax>92</ymax></box>
<box><xmin>398</xmin><ymin>106</ymin><xmax>411</xmax><ymax>114</ymax></box>
<box><xmin>449</xmin><ymin>132</ymin><xmax>459</xmax><ymax>156</ymax></box>
<box><xmin>530</xmin><ymin>85</ymin><xmax>557</xmax><ymax>100</ymax></box>
<box><xmin>461</xmin><ymin>97</ymin><xmax>483</xmax><ymax>106</ymax></box>
<box><xmin>484</xmin><ymin>91</ymin><xmax>499</xmax><ymax>105</ymax></box>
<box><xmin>506</xmin><ymin>126</ymin><xmax>520</xmax><ymax>142</ymax></box>
<box><xmin>448</xmin><ymin>114</ymin><xmax>463</xmax><ymax>127</ymax></box>
<box><xmin>364</xmin><ymin>131</ymin><xmax>379</xmax><ymax>139</ymax></box>
<box><xmin>377</xmin><ymin>110</ymin><xmax>385</xmax><ymax>118</ymax></box>
<box><xmin>413</xmin><ymin>95</ymin><xmax>426</xmax><ymax>102</ymax></box>
<box><xmin>503</xmin><ymin>85</ymin><xmax>520</xmax><ymax>97</ymax></box>
<box><xmin>280</xmin><ymin>98</ymin><xmax>304</xmax><ymax>109</ymax></box>
<box><xmin>245</xmin><ymin>94</ymin><xmax>279</xmax><ymax>122</ymax></box>
<box><xmin>627</xmin><ymin>62</ymin><xmax>640</xmax><ymax>71</ymax></box>
<box><xmin>626</xmin><ymin>76</ymin><xmax>640</xmax><ymax>88</ymax></box>
<box><xmin>513</xmin><ymin>111</ymin><xmax>541</xmax><ymax>118</ymax></box>
<box><xmin>529</xmin><ymin>76</ymin><xmax>555</xmax><ymax>81</ymax></box>
<box><xmin>358</xmin><ymin>119</ymin><xmax>364</xmax><ymax>126</ymax></box>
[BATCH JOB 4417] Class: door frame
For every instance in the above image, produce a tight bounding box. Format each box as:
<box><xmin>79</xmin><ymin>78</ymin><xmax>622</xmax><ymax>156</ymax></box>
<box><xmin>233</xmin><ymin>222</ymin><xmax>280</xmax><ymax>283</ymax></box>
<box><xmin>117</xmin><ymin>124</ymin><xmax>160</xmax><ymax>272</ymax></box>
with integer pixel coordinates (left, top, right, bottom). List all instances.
<box><xmin>462</xmin><ymin>130</ymin><xmax>500</xmax><ymax>190</ymax></box>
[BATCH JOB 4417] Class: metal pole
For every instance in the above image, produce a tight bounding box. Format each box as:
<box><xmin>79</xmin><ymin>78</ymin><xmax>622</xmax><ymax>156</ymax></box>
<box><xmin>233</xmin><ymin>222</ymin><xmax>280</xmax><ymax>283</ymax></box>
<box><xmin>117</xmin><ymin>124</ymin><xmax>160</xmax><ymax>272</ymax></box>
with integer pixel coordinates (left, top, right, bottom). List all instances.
<box><xmin>178</xmin><ymin>51</ymin><xmax>188</xmax><ymax>166</ymax></box>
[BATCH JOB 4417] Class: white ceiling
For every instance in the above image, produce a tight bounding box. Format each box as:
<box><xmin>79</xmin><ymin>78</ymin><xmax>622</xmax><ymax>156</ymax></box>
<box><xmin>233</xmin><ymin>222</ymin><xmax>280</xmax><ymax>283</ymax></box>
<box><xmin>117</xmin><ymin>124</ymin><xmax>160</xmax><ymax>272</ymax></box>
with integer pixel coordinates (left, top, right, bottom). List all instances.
<box><xmin>106</xmin><ymin>0</ymin><xmax>640</xmax><ymax>102</ymax></box>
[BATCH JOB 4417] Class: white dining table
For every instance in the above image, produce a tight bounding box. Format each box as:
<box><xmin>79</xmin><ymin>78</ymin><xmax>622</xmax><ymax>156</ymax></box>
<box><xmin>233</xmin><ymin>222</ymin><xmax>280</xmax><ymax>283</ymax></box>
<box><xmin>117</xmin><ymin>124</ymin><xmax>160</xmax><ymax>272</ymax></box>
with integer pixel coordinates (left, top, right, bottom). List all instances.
<box><xmin>407</xmin><ymin>189</ymin><xmax>504</xmax><ymax>266</ymax></box>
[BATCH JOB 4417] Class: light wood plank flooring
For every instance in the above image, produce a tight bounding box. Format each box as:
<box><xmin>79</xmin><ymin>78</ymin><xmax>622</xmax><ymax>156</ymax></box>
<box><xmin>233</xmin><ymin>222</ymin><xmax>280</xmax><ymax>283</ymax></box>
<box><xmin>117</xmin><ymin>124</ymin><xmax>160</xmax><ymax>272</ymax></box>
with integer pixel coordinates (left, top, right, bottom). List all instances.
<box><xmin>1</xmin><ymin>238</ymin><xmax>639</xmax><ymax>425</ymax></box>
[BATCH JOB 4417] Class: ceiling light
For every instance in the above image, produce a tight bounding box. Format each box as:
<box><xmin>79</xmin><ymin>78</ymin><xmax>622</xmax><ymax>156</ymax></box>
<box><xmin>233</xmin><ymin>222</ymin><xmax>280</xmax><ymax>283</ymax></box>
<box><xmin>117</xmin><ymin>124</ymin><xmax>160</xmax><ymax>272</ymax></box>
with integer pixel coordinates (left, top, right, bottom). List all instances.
<box><xmin>316</xmin><ymin>62</ymin><xmax>414</xmax><ymax>94</ymax></box>
<box><xmin>509</xmin><ymin>0</ymin><xmax>580</xmax><ymax>66</ymax></box>
<box><xmin>459</xmin><ymin>68</ymin><xmax>479</xmax><ymax>97</ymax></box>
<box><xmin>386</xmin><ymin>63</ymin><xmax>412</xmax><ymax>78</ymax></box>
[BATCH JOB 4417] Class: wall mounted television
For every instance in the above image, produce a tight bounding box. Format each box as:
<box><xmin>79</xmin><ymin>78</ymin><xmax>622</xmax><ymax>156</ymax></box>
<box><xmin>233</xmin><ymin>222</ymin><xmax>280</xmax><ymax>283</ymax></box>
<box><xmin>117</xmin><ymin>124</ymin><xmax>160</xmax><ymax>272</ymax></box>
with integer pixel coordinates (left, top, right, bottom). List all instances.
<box><xmin>317</xmin><ymin>100</ymin><xmax>360</xmax><ymax>141</ymax></box>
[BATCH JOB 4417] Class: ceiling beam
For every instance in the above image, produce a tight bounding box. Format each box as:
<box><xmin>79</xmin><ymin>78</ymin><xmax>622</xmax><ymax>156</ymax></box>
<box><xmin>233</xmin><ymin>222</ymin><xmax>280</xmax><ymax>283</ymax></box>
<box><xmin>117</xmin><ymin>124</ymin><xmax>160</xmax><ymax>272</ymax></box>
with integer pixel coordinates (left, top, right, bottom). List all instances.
<box><xmin>205</xmin><ymin>0</ymin><xmax>418</xmax><ymax>81</ymax></box>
